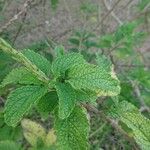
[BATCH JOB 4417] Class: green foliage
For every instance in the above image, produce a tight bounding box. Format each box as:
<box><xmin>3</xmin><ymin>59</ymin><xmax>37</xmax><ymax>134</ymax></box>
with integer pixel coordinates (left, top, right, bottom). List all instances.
<box><xmin>55</xmin><ymin>106</ymin><xmax>89</xmax><ymax>150</ymax></box>
<box><xmin>51</xmin><ymin>52</ymin><xmax>86</xmax><ymax>77</ymax></box>
<box><xmin>0</xmin><ymin>67</ymin><xmax>42</xmax><ymax>88</ymax></box>
<box><xmin>21</xmin><ymin>119</ymin><xmax>56</xmax><ymax>149</ymax></box>
<box><xmin>68</xmin><ymin>63</ymin><xmax>120</xmax><ymax>96</ymax></box>
<box><xmin>0</xmin><ymin>34</ymin><xmax>149</xmax><ymax>150</ymax></box>
<box><xmin>0</xmin><ymin>38</ymin><xmax>121</xmax><ymax>149</ymax></box>
<box><xmin>137</xmin><ymin>0</ymin><xmax>150</xmax><ymax>10</ymax></box>
<box><xmin>37</xmin><ymin>91</ymin><xmax>58</xmax><ymax>116</ymax></box>
<box><xmin>55</xmin><ymin>82</ymin><xmax>76</xmax><ymax>119</ymax></box>
<box><xmin>50</xmin><ymin>0</ymin><xmax>59</xmax><ymax>10</ymax></box>
<box><xmin>0</xmin><ymin>0</ymin><xmax>150</xmax><ymax>149</ymax></box>
<box><xmin>21</xmin><ymin>119</ymin><xmax>47</xmax><ymax>147</ymax></box>
<box><xmin>0</xmin><ymin>112</ymin><xmax>22</xmax><ymax>141</ymax></box>
<box><xmin>4</xmin><ymin>85</ymin><xmax>48</xmax><ymax>126</ymax></box>
<box><xmin>108</xmin><ymin>101</ymin><xmax>150</xmax><ymax>150</ymax></box>
<box><xmin>22</xmin><ymin>49</ymin><xmax>52</xmax><ymax>76</ymax></box>
<box><xmin>0</xmin><ymin>52</ymin><xmax>14</xmax><ymax>82</ymax></box>
<box><xmin>0</xmin><ymin>140</ymin><xmax>21</xmax><ymax>150</ymax></box>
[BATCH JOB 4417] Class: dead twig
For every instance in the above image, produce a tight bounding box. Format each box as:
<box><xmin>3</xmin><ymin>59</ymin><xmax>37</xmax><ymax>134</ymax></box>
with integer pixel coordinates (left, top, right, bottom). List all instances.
<box><xmin>12</xmin><ymin>12</ymin><xmax>27</xmax><ymax>45</ymax></box>
<box><xmin>0</xmin><ymin>0</ymin><xmax>32</xmax><ymax>33</ymax></box>
<box><xmin>94</xmin><ymin>0</ymin><xmax>122</xmax><ymax>31</ymax></box>
<box><xmin>103</xmin><ymin>0</ymin><xmax>123</xmax><ymax>25</ymax></box>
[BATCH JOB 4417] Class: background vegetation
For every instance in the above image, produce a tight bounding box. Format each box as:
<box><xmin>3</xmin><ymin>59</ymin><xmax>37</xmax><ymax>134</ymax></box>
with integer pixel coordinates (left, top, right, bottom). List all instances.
<box><xmin>0</xmin><ymin>0</ymin><xmax>150</xmax><ymax>149</ymax></box>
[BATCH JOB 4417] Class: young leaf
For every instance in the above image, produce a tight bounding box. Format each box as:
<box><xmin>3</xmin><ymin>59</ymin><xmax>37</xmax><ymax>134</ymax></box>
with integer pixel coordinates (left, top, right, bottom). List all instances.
<box><xmin>22</xmin><ymin>49</ymin><xmax>51</xmax><ymax>76</ymax></box>
<box><xmin>4</xmin><ymin>85</ymin><xmax>48</xmax><ymax>126</ymax></box>
<box><xmin>45</xmin><ymin>129</ymin><xmax>56</xmax><ymax>146</ymax></box>
<box><xmin>55</xmin><ymin>83</ymin><xmax>76</xmax><ymax>119</ymax></box>
<box><xmin>37</xmin><ymin>91</ymin><xmax>58</xmax><ymax>115</ymax></box>
<box><xmin>109</xmin><ymin>101</ymin><xmax>150</xmax><ymax>150</ymax></box>
<box><xmin>21</xmin><ymin>119</ymin><xmax>46</xmax><ymax>147</ymax></box>
<box><xmin>55</xmin><ymin>106</ymin><xmax>89</xmax><ymax>150</ymax></box>
<box><xmin>67</xmin><ymin>63</ymin><xmax>120</xmax><ymax>96</ymax></box>
<box><xmin>0</xmin><ymin>67</ymin><xmax>42</xmax><ymax>88</ymax></box>
<box><xmin>51</xmin><ymin>53</ymin><xmax>86</xmax><ymax>77</ymax></box>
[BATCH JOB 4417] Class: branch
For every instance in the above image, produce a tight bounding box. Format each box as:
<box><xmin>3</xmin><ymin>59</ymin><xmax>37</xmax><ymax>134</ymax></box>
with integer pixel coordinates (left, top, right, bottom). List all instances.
<box><xmin>94</xmin><ymin>0</ymin><xmax>122</xmax><ymax>31</ymax></box>
<box><xmin>128</xmin><ymin>79</ymin><xmax>150</xmax><ymax>113</ymax></box>
<box><xmin>83</xmin><ymin>104</ymin><xmax>139</xmax><ymax>149</ymax></box>
<box><xmin>103</xmin><ymin>0</ymin><xmax>123</xmax><ymax>25</ymax></box>
<box><xmin>0</xmin><ymin>0</ymin><xmax>32</xmax><ymax>33</ymax></box>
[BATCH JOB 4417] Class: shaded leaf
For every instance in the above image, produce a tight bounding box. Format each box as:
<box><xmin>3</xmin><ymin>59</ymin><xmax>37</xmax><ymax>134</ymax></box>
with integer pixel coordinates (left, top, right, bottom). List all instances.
<box><xmin>37</xmin><ymin>91</ymin><xmax>58</xmax><ymax>116</ymax></box>
<box><xmin>55</xmin><ymin>106</ymin><xmax>89</xmax><ymax>150</ymax></box>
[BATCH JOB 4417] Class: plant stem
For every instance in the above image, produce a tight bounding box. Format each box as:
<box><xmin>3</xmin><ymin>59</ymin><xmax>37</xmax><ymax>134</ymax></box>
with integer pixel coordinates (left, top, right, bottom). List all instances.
<box><xmin>0</xmin><ymin>38</ymin><xmax>49</xmax><ymax>84</ymax></box>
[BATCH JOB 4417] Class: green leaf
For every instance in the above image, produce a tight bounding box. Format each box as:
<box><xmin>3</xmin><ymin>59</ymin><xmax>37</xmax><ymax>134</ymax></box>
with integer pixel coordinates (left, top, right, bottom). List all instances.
<box><xmin>22</xmin><ymin>49</ymin><xmax>51</xmax><ymax>76</ymax></box>
<box><xmin>0</xmin><ymin>67</ymin><xmax>42</xmax><ymax>88</ymax></box>
<box><xmin>96</xmin><ymin>54</ymin><xmax>112</xmax><ymax>72</ymax></box>
<box><xmin>51</xmin><ymin>53</ymin><xmax>86</xmax><ymax>77</ymax></box>
<box><xmin>21</xmin><ymin>119</ymin><xmax>46</xmax><ymax>147</ymax></box>
<box><xmin>114</xmin><ymin>22</ymin><xmax>137</xmax><ymax>43</ymax></box>
<box><xmin>0</xmin><ymin>140</ymin><xmax>20</xmax><ymax>150</ymax></box>
<box><xmin>54</xmin><ymin>45</ymin><xmax>65</xmax><ymax>57</ymax></box>
<box><xmin>55</xmin><ymin>83</ymin><xmax>76</xmax><ymax>119</ymax></box>
<box><xmin>68</xmin><ymin>37</ymin><xmax>80</xmax><ymax>46</ymax></box>
<box><xmin>67</xmin><ymin>63</ymin><xmax>120</xmax><ymax>96</ymax></box>
<box><xmin>37</xmin><ymin>91</ymin><xmax>58</xmax><ymax>115</ymax></box>
<box><xmin>51</xmin><ymin>0</ymin><xmax>59</xmax><ymax>10</ymax></box>
<box><xmin>137</xmin><ymin>0</ymin><xmax>150</xmax><ymax>10</ymax></box>
<box><xmin>75</xmin><ymin>89</ymin><xmax>97</xmax><ymax>103</ymax></box>
<box><xmin>4</xmin><ymin>85</ymin><xmax>48</xmax><ymax>127</ymax></box>
<box><xmin>109</xmin><ymin>101</ymin><xmax>150</xmax><ymax>150</ymax></box>
<box><xmin>55</xmin><ymin>106</ymin><xmax>89</xmax><ymax>150</ymax></box>
<box><xmin>98</xmin><ymin>34</ymin><xmax>113</xmax><ymax>48</ymax></box>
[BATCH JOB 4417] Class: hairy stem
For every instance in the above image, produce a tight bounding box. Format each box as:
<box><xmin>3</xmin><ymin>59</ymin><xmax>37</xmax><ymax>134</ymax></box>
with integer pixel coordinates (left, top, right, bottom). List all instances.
<box><xmin>0</xmin><ymin>38</ymin><xmax>49</xmax><ymax>84</ymax></box>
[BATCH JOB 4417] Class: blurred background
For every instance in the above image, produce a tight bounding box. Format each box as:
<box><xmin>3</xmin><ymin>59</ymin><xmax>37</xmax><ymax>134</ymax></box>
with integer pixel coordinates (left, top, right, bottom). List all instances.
<box><xmin>0</xmin><ymin>0</ymin><xmax>150</xmax><ymax>149</ymax></box>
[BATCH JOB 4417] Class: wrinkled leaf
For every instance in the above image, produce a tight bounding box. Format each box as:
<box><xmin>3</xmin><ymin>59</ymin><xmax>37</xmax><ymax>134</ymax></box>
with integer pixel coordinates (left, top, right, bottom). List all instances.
<box><xmin>55</xmin><ymin>106</ymin><xmax>89</xmax><ymax>150</ymax></box>
<box><xmin>0</xmin><ymin>67</ymin><xmax>42</xmax><ymax>88</ymax></box>
<box><xmin>55</xmin><ymin>83</ymin><xmax>76</xmax><ymax>119</ymax></box>
<box><xmin>109</xmin><ymin>101</ymin><xmax>150</xmax><ymax>150</ymax></box>
<box><xmin>5</xmin><ymin>85</ymin><xmax>48</xmax><ymax>126</ymax></box>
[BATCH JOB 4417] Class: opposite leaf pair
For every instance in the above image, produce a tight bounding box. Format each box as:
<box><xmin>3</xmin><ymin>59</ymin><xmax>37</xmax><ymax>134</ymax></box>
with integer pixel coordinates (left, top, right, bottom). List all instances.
<box><xmin>52</xmin><ymin>52</ymin><xmax>120</xmax><ymax>119</ymax></box>
<box><xmin>0</xmin><ymin>38</ymin><xmax>120</xmax><ymax>150</ymax></box>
